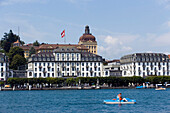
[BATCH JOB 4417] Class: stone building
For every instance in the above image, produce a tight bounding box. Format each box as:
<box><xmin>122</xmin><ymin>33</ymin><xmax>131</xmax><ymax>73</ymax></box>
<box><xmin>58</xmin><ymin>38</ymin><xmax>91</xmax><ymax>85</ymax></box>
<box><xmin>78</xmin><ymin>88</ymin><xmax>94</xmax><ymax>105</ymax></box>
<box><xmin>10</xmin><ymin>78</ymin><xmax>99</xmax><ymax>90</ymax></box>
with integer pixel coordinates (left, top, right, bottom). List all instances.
<box><xmin>27</xmin><ymin>46</ymin><xmax>104</xmax><ymax>78</ymax></box>
<box><xmin>0</xmin><ymin>53</ymin><xmax>13</xmax><ymax>81</ymax></box>
<box><xmin>78</xmin><ymin>25</ymin><xmax>97</xmax><ymax>54</ymax></box>
<box><xmin>103</xmin><ymin>60</ymin><xmax>122</xmax><ymax>77</ymax></box>
<box><xmin>120</xmin><ymin>53</ymin><xmax>170</xmax><ymax>77</ymax></box>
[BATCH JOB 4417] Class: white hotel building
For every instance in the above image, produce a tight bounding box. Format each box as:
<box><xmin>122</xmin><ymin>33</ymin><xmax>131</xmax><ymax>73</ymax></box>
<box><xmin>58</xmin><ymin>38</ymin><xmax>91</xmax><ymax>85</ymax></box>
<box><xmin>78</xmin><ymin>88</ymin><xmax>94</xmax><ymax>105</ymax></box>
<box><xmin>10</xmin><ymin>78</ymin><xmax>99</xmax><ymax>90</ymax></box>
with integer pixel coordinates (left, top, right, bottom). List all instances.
<box><xmin>0</xmin><ymin>53</ymin><xmax>13</xmax><ymax>81</ymax></box>
<box><xmin>120</xmin><ymin>53</ymin><xmax>170</xmax><ymax>77</ymax></box>
<box><xmin>27</xmin><ymin>45</ymin><xmax>104</xmax><ymax>78</ymax></box>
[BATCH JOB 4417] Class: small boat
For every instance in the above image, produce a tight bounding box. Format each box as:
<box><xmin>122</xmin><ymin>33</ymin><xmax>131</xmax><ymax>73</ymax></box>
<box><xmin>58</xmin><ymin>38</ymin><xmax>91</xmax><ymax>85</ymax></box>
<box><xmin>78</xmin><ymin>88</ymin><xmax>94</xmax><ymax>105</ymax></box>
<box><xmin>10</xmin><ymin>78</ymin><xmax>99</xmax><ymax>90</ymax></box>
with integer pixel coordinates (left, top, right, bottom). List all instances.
<box><xmin>136</xmin><ymin>86</ymin><xmax>146</xmax><ymax>89</ymax></box>
<box><xmin>104</xmin><ymin>98</ymin><xmax>136</xmax><ymax>104</ymax></box>
<box><xmin>155</xmin><ymin>87</ymin><xmax>166</xmax><ymax>90</ymax></box>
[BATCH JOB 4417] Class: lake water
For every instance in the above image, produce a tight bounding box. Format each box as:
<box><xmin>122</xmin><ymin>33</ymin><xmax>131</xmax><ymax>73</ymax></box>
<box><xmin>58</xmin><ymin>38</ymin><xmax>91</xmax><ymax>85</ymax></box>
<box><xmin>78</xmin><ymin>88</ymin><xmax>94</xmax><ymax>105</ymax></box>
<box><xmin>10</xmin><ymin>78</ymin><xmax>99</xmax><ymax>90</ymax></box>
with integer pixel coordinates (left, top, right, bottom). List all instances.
<box><xmin>0</xmin><ymin>88</ymin><xmax>169</xmax><ymax>113</ymax></box>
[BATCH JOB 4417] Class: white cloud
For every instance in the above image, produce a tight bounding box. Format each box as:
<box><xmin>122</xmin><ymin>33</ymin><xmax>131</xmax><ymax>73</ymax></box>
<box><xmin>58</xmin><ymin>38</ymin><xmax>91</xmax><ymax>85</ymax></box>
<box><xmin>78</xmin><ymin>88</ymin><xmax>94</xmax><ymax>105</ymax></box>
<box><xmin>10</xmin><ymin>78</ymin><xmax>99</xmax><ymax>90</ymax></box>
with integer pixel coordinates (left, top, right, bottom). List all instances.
<box><xmin>97</xmin><ymin>34</ymin><xmax>139</xmax><ymax>59</ymax></box>
<box><xmin>154</xmin><ymin>32</ymin><xmax>170</xmax><ymax>46</ymax></box>
<box><xmin>104</xmin><ymin>36</ymin><xmax>118</xmax><ymax>45</ymax></box>
<box><xmin>97</xmin><ymin>31</ymin><xmax>170</xmax><ymax>59</ymax></box>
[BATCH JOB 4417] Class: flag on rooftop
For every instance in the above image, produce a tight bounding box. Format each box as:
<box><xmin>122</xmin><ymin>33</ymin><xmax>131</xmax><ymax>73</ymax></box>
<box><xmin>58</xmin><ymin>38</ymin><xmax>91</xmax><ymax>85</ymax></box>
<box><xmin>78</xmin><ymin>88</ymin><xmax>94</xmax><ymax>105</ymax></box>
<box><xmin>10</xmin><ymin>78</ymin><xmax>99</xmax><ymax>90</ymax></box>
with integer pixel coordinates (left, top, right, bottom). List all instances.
<box><xmin>61</xmin><ymin>29</ymin><xmax>65</xmax><ymax>38</ymax></box>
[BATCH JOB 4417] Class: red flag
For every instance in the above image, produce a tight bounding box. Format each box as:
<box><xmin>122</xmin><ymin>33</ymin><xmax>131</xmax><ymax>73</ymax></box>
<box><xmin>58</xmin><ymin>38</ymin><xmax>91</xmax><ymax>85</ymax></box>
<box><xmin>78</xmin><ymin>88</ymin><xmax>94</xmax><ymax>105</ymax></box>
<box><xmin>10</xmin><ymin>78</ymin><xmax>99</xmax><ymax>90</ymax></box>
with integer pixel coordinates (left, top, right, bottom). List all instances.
<box><xmin>61</xmin><ymin>30</ymin><xmax>65</xmax><ymax>38</ymax></box>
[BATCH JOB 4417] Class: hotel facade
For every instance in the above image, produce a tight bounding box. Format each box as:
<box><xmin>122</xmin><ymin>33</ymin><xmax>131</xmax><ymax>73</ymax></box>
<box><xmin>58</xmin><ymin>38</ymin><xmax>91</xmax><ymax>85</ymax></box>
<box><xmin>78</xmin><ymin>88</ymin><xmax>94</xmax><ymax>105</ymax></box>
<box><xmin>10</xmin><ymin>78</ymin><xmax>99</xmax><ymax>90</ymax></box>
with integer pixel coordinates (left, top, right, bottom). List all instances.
<box><xmin>27</xmin><ymin>45</ymin><xmax>104</xmax><ymax>78</ymax></box>
<box><xmin>120</xmin><ymin>53</ymin><xmax>170</xmax><ymax>77</ymax></box>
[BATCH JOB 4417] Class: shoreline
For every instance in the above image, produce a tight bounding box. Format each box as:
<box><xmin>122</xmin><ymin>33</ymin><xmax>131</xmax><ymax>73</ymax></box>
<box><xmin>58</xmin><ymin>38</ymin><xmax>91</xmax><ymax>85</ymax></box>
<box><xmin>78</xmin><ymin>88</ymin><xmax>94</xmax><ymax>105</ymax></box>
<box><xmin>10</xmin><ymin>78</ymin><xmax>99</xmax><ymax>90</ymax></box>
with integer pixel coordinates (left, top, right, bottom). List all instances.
<box><xmin>1</xmin><ymin>86</ymin><xmax>167</xmax><ymax>91</ymax></box>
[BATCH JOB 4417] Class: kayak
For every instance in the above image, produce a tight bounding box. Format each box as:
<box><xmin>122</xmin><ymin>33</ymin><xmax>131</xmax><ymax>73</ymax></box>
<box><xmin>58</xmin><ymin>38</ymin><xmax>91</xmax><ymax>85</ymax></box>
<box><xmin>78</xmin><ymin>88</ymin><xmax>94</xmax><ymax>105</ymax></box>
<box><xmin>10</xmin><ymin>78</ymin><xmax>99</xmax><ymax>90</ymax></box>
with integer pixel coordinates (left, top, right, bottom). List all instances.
<box><xmin>104</xmin><ymin>98</ymin><xmax>136</xmax><ymax>104</ymax></box>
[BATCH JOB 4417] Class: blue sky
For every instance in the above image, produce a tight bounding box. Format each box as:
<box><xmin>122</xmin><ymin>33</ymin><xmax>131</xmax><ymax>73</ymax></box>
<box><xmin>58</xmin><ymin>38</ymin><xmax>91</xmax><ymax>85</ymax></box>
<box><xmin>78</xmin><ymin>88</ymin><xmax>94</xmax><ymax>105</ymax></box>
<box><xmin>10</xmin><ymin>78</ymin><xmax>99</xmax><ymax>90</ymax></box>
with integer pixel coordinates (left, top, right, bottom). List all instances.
<box><xmin>1</xmin><ymin>0</ymin><xmax>170</xmax><ymax>59</ymax></box>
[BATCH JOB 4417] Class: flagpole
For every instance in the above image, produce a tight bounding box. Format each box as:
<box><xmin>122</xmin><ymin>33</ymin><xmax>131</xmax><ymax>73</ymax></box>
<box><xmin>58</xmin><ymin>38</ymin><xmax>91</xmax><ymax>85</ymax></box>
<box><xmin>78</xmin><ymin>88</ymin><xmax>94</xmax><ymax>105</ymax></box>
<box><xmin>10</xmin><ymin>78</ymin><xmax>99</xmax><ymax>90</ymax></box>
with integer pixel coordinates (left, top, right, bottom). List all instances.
<box><xmin>65</xmin><ymin>31</ymin><xmax>66</xmax><ymax>44</ymax></box>
<box><xmin>64</xmin><ymin>29</ymin><xmax>66</xmax><ymax>44</ymax></box>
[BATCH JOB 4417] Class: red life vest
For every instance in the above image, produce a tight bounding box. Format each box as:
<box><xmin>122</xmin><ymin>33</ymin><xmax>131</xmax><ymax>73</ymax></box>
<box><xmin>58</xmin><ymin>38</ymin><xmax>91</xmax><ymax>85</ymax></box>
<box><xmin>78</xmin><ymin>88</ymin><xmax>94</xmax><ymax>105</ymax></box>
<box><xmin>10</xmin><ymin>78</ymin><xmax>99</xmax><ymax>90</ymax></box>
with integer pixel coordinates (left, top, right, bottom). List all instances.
<box><xmin>117</xmin><ymin>94</ymin><xmax>122</xmax><ymax>100</ymax></box>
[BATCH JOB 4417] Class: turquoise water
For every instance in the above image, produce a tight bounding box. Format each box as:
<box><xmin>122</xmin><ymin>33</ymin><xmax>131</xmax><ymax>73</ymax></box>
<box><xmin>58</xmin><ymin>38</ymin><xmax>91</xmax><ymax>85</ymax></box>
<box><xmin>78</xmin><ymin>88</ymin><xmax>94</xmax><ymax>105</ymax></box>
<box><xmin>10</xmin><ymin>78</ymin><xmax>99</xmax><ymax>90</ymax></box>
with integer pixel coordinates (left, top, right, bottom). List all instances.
<box><xmin>0</xmin><ymin>89</ymin><xmax>169</xmax><ymax>113</ymax></box>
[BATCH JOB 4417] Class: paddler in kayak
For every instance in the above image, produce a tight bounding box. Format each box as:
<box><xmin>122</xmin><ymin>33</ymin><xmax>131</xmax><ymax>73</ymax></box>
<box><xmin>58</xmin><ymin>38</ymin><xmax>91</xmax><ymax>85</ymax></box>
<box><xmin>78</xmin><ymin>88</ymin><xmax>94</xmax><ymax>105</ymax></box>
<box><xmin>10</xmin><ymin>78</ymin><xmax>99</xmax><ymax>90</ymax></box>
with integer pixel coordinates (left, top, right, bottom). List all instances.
<box><xmin>117</xmin><ymin>93</ymin><xmax>122</xmax><ymax>101</ymax></box>
<box><xmin>117</xmin><ymin>93</ymin><xmax>127</xmax><ymax>102</ymax></box>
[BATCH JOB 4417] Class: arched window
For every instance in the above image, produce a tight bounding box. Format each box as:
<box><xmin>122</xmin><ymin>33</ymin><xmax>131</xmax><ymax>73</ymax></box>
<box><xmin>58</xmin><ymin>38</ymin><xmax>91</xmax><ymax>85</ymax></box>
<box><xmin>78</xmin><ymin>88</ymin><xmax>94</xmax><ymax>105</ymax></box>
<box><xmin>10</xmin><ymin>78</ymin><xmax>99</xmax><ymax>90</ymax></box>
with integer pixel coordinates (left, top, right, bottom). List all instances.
<box><xmin>106</xmin><ymin>71</ymin><xmax>108</xmax><ymax>75</ymax></box>
<box><xmin>29</xmin><ymin>72</ymin><xmax>32</xmax><ymax>76</ymax></box>
<box><xmin>124</xmin><ymin>71</ymin><xmax>126</xmax><ymax>75</ymax></box>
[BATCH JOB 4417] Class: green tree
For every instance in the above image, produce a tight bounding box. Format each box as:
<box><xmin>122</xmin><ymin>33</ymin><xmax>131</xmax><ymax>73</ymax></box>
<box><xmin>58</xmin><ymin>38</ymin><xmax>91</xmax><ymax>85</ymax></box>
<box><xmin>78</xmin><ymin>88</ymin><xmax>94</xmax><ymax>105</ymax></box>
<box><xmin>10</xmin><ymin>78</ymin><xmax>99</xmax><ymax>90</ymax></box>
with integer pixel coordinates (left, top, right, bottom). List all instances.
<box><xmin>0</xmin><ymin>30</ymin><xmax>20</xmax><ymax>52</ymax></box>
<box><xmin>10</xmin><ymin>54</ymin><xmax>26</xmax><ymax>70</ymax></box>
<box><xmin>29</xmin><ymin>47</ymin><xmax>36</xmax><ymax>57</ymax></box>
<box><xmin>7</xmin><ymin>47</ymin><xmax>24</xmax><ymax>62</ymax></box>
<box><xmin>66</xmin><ymin>78</ymin><xmax>76</xmax><ymax>86</ymax></box>
<box><xmin>7</xmin><ymin>78</ymin><xmax>18</xmax><ymax>87</ymax></box>
<box><xmin>33</xmin><ymin>40</ymin><xmax>40</xmax><ymax>46</ymax></box>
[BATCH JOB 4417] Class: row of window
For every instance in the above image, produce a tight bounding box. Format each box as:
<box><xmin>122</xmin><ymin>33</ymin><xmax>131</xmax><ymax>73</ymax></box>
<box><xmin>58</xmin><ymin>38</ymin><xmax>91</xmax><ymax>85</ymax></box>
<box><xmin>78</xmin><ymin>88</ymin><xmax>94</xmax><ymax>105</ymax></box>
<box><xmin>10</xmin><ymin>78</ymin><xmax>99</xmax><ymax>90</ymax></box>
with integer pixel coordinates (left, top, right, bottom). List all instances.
<box><xmin>35</xmin><ymin>68</ymin><xmax>54</xmax><ymax>71</ymax></box>
<box><xmin>34</xmin><ymin>58</ymin><xmax>55</xmax><ymax>61</ymax></box>
<box><xmin>35</xmin><ymin>63</ymin><xmax>54</xmax><ymax>66</ymax></box>
<box><xmin>137</xmin><ymin>62</ymin><xmax>169</xmax><ymax>66</ymax></box>
<box><xmin>32</xmin><ymin>56</ymin><xmax>101</xmax><ymax>62</ymax></box>
<box><xmin>56</xmin><ymin>57</ymin><xmax>79</xmax><ymax>61</ymax></box>
<box><xmin>57</xmin><ymin>53</ymin><xmax>79</xmax><ymax>58</ymax></box>
<box><xmin>35</xmin><ymin>67</ymin><xmax>101</xmax><ymax>72</ymax></box>
<box><xmin>123</xmin><ymin>71</ymin><xmax>169</xmax><ymax>76</ymax></box>
<box><xmin>137</xmin><ymin>67</ymin><xmax>168</xmax><ymax>71</ymax></box>
<box><xmin>34</xmin><ymin>62</ymin><xmax>101</xmax><ymax>67</ymax></box>
<box><xmin>34</xmin><ymin>73</ymin><xmax>54</xmax><ymax>77</ymax></box>
<box><xmin>136</xmin><ymin>57</ymin><xmax>168</xmax><ymax>62</ymax></box>
<box><xmin>121</xmin><ymin>63</ymin><xmax>169</xmax><ymax>70</ymax></box>
<box><xmin>138</xmin><ymin>72</ymin><xmax>169</xmax><ymax>76</ymax></box>
<box><xmin>33</xmin><ymin>72</ymin><xmax>101</xmax><ymax>77</ymax></box>
<box><xmin>39</xmin><ymin>50</ymin><xmax>53</xmax><ymax>52</ymax></box>
<box><xmin>87</xmin><ymin>46</ymin><xmax>96</xmax><ymax>49</ymax></box>
<box><xmin>59</xmin><ymin>72</ymin><xmax>101</xmax><ymax>77</ymax></box>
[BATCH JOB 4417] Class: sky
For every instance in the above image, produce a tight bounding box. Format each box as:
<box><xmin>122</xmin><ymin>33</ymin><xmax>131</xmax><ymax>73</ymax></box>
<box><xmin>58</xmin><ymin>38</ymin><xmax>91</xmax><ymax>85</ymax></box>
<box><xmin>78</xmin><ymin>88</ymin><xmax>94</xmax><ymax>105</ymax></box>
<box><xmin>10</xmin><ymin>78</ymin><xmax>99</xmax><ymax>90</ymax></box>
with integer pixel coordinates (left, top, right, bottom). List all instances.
<box><xmin>1</xmin><ymin>0</ymin><xmax>170</xmax><ymax>60</ymax></box>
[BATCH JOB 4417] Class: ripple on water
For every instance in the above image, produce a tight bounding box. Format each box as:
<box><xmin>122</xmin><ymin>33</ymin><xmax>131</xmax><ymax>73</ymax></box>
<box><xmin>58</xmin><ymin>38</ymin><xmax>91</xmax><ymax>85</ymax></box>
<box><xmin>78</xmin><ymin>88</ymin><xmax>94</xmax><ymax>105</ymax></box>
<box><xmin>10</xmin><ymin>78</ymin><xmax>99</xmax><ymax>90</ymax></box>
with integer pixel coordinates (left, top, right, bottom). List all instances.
<box><xmin>0</xmin><ymin>89</ymin><xmax>169</xmax><ymax>113</ymax></box>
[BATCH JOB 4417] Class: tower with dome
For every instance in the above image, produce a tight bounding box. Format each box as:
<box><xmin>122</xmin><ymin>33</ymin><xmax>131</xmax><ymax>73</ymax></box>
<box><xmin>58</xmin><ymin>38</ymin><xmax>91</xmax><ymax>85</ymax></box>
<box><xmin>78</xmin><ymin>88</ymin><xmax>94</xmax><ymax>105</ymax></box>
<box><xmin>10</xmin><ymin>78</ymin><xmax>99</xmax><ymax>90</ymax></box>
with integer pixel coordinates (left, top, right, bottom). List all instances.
<box><xmin>78</xmin><ymin>25</ymin><xmax>97</xmax><ymax>54</ymax></box>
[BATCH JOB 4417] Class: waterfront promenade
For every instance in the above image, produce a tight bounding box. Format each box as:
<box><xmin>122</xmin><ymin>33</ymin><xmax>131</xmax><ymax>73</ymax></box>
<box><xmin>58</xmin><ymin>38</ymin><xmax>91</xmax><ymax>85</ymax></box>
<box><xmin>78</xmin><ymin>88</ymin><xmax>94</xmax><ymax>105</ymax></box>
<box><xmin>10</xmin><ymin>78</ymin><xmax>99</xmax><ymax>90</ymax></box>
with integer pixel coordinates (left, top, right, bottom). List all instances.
<box><xmin>1</xmin><ymin>85</ymin><xmax>169</xmax><ymax>91</ymax></box>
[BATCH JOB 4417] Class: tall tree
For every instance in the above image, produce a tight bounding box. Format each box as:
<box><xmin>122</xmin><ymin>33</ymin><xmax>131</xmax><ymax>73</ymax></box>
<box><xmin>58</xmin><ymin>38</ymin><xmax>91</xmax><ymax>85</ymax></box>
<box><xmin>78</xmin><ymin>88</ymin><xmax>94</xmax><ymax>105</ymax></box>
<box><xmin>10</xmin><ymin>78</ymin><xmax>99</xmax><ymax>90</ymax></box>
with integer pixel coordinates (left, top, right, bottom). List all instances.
<box><xmin>33</xmin><ymin>40</ymin><xmax>40</xmax><ymax>46</ymax></box>
<box><xmin>7</xmin><ymin>47</ymin><xmax>24</xmax><ymax>62</ymax></box>
<box><xmin>29</xmin><ymin>47</ymin><xmax>36</xmax><ymax>57</ymax></box>
<box><xmin>10</xmin><ymin>54</ymin><xmax>26</xmax><ymax>70</ymax></box>
<box><xmin>0</xmin><ymin>30</ymin><xmax>20</xmax><ymax>52</ymax></box>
